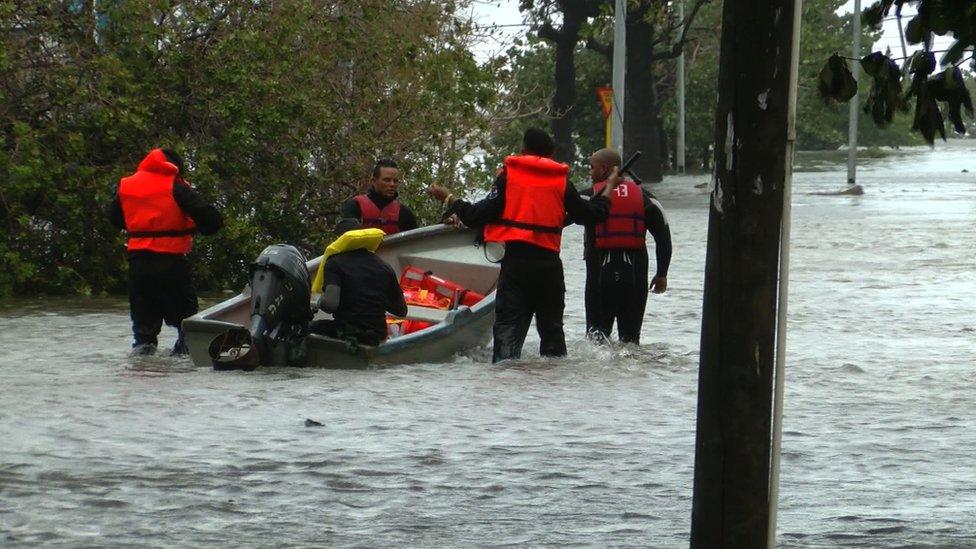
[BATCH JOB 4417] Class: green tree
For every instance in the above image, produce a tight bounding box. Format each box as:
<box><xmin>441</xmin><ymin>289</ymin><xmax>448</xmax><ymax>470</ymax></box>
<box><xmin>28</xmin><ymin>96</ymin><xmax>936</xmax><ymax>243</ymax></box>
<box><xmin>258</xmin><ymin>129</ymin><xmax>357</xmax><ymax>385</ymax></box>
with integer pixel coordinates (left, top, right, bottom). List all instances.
<box><xmin>666</xmin><ymin>0</ymin><xmax>920</xmax><ymax>165</ymax></box>
<box><xmin>1</xmin><ymin>0</ymin><xmax>500</xmax><ymax>296</ymax></box>
<box><xmin>819</xmin><ymin>0</ymin><xmax>976</xmax><ymax>143</ymax></box>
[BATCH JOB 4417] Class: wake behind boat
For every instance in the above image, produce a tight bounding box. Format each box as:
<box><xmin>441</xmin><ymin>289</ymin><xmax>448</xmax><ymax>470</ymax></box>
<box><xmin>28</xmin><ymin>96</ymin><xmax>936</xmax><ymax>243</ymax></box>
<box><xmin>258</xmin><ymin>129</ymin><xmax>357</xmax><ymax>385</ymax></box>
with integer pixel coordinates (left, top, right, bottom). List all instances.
<box><xmin>182</xmin><ymin>225</ymin><xmax>499</xmax><ymax>369</ymax></box>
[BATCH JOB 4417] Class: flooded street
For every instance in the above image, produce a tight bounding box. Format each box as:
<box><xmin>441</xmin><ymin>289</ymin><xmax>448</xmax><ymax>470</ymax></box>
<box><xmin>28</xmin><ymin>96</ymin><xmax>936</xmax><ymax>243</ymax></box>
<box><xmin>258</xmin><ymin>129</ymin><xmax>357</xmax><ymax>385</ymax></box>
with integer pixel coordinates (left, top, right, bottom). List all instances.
<box><xmin>1</xmin><ymin>143</ymin><xmax>974</xmax><ymax>547</ymax></box>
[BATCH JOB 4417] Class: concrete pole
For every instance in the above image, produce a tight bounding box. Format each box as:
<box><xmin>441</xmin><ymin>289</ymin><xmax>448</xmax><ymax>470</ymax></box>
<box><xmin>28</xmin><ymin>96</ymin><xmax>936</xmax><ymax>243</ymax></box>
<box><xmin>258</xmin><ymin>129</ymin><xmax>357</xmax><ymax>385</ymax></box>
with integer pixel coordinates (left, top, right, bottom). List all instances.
<box><xmin>897</xmin><ymin>16</ymin><xmax>909</xmax><ymax>59</ymax></box>
<box><xmin>847</xmin><ymin>0</ymin><xmax>861</xmax><ymax>185</ymax></box>
<box><xmin>611</xmin><ymin>0</ymin><xmax>626</xmax><ymax>152</ymax></box>
<box><xmin>767</xmin><ymin>0</ymin><xmax>803</xmax><ymax>545</ymax></box>
<box><xmin>677</xmin><ymin>0</ymin><xmax>686</xmax><ymax>173</ymax></box>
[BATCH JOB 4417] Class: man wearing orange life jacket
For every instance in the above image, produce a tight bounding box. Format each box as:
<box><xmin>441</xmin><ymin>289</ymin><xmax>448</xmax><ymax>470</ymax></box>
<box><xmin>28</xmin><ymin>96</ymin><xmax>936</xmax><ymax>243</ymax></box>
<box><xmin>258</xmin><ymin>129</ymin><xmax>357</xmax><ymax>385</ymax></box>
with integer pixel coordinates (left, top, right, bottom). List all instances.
<box><xmin>340</xmin><ymin>159</ymin><xmax>418</xmax><ymax>235</ymax></box>
<box><xmin>109</xmin><ymin>148</ymin><xmax>223</xmax><ymax>356</ymax></box>
<box><xmin>428</xmin><ymin>128</ymin><xmax>621</xmax><ymax>362</ymax></box>
<box><xmin>578</xmin><ymin>148</ymin><xmax>672</xmax><ymax>345</ymax></box>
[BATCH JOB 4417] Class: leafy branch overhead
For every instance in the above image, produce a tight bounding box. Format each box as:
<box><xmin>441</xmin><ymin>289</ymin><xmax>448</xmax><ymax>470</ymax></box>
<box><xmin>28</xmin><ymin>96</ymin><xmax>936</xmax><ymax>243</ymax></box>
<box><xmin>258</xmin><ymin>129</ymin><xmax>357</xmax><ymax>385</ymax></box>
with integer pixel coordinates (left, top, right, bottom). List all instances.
<box><xmin>817</xmin><ymin>0</ymin><xmax>976</xmax><ymax>143</ymax></box>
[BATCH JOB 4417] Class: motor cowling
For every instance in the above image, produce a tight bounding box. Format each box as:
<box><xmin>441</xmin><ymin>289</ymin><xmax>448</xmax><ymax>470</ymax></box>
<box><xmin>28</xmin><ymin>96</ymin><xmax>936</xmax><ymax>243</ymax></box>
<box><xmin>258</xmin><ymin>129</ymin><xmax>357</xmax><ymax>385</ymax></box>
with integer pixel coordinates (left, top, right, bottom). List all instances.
<box><xmin>210</xmin><ymin>244</ymin><xmax>311</xmax><ymax>369</ymax></box>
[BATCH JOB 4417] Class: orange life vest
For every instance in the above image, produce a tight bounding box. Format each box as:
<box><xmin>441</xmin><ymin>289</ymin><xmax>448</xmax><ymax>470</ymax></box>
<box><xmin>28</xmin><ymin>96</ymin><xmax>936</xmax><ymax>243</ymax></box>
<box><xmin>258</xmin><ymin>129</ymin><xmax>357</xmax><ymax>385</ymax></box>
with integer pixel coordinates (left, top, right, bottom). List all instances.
<box><xmin>593</xmin><ymin>180</ymin><xmax>646</xmax><ymax>249</ymax></box>
<box><xmin>118</xmin><ymin>149</ymin><xmax>196</xmax><ymax>254</ymax></box>
<box><xmin>483</xmin><ymin>155</ymin><xmax>567</xmax><ymax>253</ymax></box>
<box><xmin>355</xmin><ymin>194</ymin><xmax>401</xmax><ymax>234</ymax></box>
<box><xmin>400</xmin><ymin>266</ymin><xmax>485</xmax><ymax>309</ymax></box>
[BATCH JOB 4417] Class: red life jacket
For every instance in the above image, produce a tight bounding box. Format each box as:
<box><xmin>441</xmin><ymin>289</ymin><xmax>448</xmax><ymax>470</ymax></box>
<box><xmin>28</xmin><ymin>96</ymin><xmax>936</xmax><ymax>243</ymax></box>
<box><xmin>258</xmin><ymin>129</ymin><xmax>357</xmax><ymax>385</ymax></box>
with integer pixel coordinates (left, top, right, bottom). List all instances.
<box><xmin>483</xmin><ymin>155</ymin><xmax>567</xmax><ymax>253</ymax></box>
<box><xmin>355</xmin><ymin>194</ymin><xmax>401</xmax><ymax>234</ymax></box>
<box><xmin>118</xmin><ymin>149</ymin><xmax>196</xmax><ymax>254</ymax></box>
<box><xmin>593</xmin><ymin>180</ymin><xmax>646</xmax><ymax>249</ymax></box>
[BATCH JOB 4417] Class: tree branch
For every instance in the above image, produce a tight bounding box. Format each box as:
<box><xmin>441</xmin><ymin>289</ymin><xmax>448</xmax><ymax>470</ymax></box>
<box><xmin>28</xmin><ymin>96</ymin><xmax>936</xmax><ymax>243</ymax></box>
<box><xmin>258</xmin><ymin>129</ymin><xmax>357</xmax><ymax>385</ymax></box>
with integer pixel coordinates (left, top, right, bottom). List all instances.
<box><xmin>585</xmin><ymin>36</ymin><xmax>611</xmax><ymax>60</ymax></box>
<box><xmin>537</xmin><ymin>19</ymin><xmax>560</xmax><ymax>42</ymax></box>
<box><xmin>649</xmin><ymin>0</ymin><xmax>711</xmax><ymax>62</ymax></box>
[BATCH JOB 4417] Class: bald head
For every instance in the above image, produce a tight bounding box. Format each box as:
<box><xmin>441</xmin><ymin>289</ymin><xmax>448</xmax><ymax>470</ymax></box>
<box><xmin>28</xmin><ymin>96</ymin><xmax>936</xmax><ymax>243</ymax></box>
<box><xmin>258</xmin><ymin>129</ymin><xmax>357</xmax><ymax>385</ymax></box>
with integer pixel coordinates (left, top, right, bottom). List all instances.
<box><xmin>588</xmin><ymin>148</ymin><xmax>621</xmax><ymax>183</ymax></box>
<box><xmin>591</xmin><ymin>148</ymin><xmax>620</xmax><ymax>167</ymax></box>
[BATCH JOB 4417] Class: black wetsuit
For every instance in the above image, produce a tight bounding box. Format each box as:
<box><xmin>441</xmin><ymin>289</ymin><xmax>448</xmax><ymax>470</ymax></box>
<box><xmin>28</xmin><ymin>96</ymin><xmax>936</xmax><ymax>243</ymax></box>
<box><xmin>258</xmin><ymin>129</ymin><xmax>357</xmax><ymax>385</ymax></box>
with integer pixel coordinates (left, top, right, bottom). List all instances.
<box><xmin>340</xmin><ymin>190</ymin><xmax>419</xmax><ymax>232</ymax></box>
<box><xmin>448</xmin><ymin>169</ymin><xmax>610</xmax><ymax>362</ymax></box>
<box><xmin>579</xmin><ymin>186</ymin><xmax>672</xmax><ymax>344</ymax></box>
<box><xmin>109</xmin><ymin>183</ymin><xmax>223</xmax><ymax>349</ymax></box>
<box><xmin>309</xmin><ymin>248</ymin><xmax>408</xmax><ymax>346</ymax></box>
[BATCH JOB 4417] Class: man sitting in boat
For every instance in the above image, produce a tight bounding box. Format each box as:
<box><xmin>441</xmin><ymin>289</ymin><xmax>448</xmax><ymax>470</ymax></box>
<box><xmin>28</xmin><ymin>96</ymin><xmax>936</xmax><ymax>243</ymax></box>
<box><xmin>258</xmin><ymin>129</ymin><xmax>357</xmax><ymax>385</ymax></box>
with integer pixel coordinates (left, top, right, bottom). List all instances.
<box><xmin>340</xmin><ymin>159</ymin><xmax>419</xmax><ymax>234</ymax></box>
<box><xmin>309</xmin><ymin>218</ymin><xmax>408</xmax><ymax>346</ymax></box>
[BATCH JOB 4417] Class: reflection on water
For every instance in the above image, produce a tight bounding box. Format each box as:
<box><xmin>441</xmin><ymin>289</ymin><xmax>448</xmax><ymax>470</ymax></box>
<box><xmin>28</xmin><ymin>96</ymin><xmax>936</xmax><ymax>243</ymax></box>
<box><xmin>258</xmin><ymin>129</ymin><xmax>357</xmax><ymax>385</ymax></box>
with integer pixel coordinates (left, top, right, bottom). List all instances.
<box><xmin>1</xmin><ymin>142</ymin><xmax>974</xmax><ymax>547</ymax></box>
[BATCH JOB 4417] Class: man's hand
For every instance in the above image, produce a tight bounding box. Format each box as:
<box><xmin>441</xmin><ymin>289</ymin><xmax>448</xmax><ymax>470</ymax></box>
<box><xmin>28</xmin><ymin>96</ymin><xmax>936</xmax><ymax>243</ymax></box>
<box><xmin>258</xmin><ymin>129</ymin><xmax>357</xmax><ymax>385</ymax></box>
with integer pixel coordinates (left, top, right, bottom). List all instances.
<box><xmin>428</xmin><ymin>183</ymin><xmax>451</xmax><ymax>202</ymax></box>
<box><xmin>606</xmin><ymin>167</ymin><xmax>623</xmax><ymax>190</ymax></box>
<box><xmin>650</xmin><ymin>276</ymin><xmax>667</xmax><ymax>294</ymax></box>
<box><xmin>442</xmin><ymin>213</ymin><xmax>463</xmax><ymax>229</ymax></box>
<box><xmin>597</xmin><ymin>168</ymin><xmax>623</xmax><ymax>197</ymax></box>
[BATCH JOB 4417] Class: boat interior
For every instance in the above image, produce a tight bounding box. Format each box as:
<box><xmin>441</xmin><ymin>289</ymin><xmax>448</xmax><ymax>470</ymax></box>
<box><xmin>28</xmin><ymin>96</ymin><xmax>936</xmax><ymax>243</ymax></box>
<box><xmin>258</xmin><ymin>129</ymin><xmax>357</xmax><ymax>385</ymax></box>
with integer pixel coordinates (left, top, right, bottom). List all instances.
<box><xmin>198</xmin><ymin>226</ymin><xmax>500</xmax><ymax>329</ymax></box>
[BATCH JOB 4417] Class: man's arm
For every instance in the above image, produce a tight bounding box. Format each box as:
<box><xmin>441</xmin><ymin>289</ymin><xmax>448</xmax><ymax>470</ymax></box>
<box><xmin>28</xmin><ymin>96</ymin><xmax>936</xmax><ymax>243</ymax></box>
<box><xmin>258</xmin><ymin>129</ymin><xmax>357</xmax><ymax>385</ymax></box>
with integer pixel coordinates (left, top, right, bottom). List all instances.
<box><xmin>385</xmin><ymin>265</ymin><xmax>408</xmax><ymax>317</ymax></box>
<box><xmin>564</xmin><ymin>181</ymin><xmax>610</xmax><ymax>225</ymax></box>
<box><xmin>398</xmin><ymin>204</ymin><xmax>419</xmax><ymax>231</ymax></box>
<box><xmin>645</xmin><ymin>195</ymin><xmax>672</xmax><ymax>292</ymax></box>
<box><xmin>317</xmin><ymin>259</ymin><xmax>343</xmax><ymax>313</ymax></box>
<box><xmin>434</xmin><ymin>170</ymin><xmax>506</xmax><ymax>227</ymax></box>
<box><xmin>340</xmin><ymin>197</ymin><xmax>361</xmax><ymax>219</ymax></box>
<box><xmin>172</xmin><ymin>182</ymin><xmax>223</xmax><ymax>235</ymax></box>
<box><xmin>108</xmin><ymin>193</ymin><xmax>125</xmax><ymax>230</ymax></box>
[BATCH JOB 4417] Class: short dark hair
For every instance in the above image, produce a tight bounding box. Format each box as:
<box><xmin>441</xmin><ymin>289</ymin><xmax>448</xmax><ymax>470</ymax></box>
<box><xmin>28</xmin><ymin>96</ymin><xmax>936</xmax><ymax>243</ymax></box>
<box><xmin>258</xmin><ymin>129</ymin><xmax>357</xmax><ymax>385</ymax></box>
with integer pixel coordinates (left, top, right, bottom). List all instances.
<box><xmin>161</xmin><ymin>148</ymin><xmax>184</xmax><ymax>173</ymax></box>
<box><xmin>372</xmin><ymin>158</ymin><xmax>398</xmax><ymax>179</ymax></box>
<box><xmin>522</xmin><ymin>127</ymin><xmax>555</xmax><ymax>157</ymax></box>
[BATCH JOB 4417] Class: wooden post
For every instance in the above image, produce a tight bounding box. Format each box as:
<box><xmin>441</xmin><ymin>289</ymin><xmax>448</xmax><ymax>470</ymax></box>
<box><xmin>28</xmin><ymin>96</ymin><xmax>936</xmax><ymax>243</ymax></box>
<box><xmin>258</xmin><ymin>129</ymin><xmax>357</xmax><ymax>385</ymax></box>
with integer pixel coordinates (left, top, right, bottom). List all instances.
<box><xmin>690</xmin><ymin>0</ymin><xmax>799</xmax><ymax>546</ymax></box>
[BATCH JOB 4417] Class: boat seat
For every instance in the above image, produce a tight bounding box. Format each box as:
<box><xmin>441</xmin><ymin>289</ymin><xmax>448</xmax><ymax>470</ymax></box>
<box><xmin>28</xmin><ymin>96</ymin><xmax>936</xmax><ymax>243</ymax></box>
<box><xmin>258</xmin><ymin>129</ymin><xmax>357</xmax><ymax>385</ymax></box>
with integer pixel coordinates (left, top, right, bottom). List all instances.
<box><xmin>403</xmin><ymin>305</ymin><xmax>451</xmax><ymax>324</ymax></box>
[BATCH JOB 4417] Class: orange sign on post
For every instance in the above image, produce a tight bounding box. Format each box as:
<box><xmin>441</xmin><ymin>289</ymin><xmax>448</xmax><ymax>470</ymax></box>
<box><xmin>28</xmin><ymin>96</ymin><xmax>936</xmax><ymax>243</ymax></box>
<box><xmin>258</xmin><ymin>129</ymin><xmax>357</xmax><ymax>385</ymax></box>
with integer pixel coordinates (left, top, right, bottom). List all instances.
<box><xmin>597</xmin><ymin>86</ymin><xmax>613</xmax><ymax>148</ymax></box>
<box><xmin>596</xmin><ymin>86</ymin><xmax>613</xmax><ymax>118</ymax></box>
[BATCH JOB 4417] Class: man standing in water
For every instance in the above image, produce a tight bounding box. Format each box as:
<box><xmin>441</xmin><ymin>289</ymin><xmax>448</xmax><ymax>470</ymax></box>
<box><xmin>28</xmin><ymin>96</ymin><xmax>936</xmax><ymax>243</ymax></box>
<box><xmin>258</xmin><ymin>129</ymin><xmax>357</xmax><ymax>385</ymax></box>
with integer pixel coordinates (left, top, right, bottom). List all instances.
<box><xmin>109</xmin><ymin>148</ymin><xmax>223</xmax><ymax>355</ymax></box>
<box><xmin>341</xmin><ymin>159</ymin><xmax>419</xmax><ymax>234</ymax></box>
<box><xmin>579</xmin><ymin>148</ymin><xmax>672</xmax><ymax>344</ymax></box>
<box><xmin>428</xmin><ymin>128</ymin><xmax>621</xmax><ymax>362</ymax></box>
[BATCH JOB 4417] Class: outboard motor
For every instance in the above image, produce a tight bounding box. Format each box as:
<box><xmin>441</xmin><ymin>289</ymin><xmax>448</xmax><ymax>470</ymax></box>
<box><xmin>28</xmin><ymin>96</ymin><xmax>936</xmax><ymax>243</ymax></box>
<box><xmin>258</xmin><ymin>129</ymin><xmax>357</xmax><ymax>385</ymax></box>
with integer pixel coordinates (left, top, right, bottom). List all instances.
<box><xmin>209</xmin><ymin>244</ymin><xmax>312</xmax><ymax>370</ymax></box>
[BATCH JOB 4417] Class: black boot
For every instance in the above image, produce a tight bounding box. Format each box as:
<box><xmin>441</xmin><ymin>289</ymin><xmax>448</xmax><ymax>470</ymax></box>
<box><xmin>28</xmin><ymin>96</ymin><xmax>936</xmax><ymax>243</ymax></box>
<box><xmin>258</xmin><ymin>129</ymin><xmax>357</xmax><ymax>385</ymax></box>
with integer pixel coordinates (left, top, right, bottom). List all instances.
<box><xmin>171</xmin><ymin>331</ymin><xmax>189</xmax><ymax>356</ymax></box>
<box><xmin>131</xmin><ymin>341</ymin><xmax>157</xmax><ymax>356</ymax></box>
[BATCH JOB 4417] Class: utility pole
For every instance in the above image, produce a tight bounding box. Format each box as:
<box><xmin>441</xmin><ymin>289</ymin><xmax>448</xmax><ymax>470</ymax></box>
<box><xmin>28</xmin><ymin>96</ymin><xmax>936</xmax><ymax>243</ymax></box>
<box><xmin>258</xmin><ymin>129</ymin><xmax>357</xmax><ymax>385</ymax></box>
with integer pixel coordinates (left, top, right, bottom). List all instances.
<box><xmin>690</xmin><ymin>0</ymin><xmax>801</xmax><ymax>545</ymax></box>
<box><xmin>847</xmin><ymin>0</ymin><xmax>861</xmax><ymax>185</ymax></box>
<box><xmin>611</xmin><ymin>0</ymin><xmax>626</xmax><ymax>152</ymax></box>
<box><xmin>897</xmin><ymin>15</ymin><xmax>909</xmax><ymax>58</ymax></box>
<box><xmin>676</xmin><ymin>0</ymin><xmax>686</xmax><ymax>173</ymax></box>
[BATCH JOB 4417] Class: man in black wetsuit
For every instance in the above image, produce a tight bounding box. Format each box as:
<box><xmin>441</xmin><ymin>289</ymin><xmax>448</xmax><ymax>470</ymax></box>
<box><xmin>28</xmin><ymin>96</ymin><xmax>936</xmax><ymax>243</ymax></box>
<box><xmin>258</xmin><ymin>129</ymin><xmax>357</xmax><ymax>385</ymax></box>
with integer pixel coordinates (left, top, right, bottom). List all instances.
<box><xmin>309</xmin><ymin>219</ymin><xmax>407</xmax><ymax>346</ymax></box>
<box><xmin>340</xmin><ymin>159</ymin><xmax>419</xmax><ymax>234</ymax></box>
<box><xmin>579</xmin><ymin>148</ymin><xmax>672</xmax><ymax>345</ymax></box>
<box><xmin>428</xmin><ymin>128</ymin><xmax>621</xmax><ymax>362</ymax></box>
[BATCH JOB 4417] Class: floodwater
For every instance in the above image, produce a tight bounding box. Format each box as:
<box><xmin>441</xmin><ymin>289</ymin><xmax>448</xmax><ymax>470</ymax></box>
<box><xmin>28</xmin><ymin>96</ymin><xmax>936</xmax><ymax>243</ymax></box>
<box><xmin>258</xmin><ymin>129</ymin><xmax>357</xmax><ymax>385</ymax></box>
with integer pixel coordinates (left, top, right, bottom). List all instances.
<box><xmin>1</xmin><ymin>142</ymin><xmax>974</xmax><ymax>547</ymax></box>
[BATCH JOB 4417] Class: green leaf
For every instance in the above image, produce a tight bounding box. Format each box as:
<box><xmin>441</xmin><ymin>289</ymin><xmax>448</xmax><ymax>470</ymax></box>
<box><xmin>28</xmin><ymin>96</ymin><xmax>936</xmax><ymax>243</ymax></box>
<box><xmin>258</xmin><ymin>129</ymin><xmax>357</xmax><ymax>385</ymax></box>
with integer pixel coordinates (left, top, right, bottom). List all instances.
<box><xmin>904</xmin><ymin>15</ymin><xmax>925</xmax><ymax>45</ymax></box>
<box><xmin>910</xmin><ymin>79</ymin><xmax>946</xmax><ymax>144</ymax></box>
<box><xmin>928</xmin><ymin>68</ymin><xmax>974</xmax><ymax>134</ymax></box>
<box><xmin>863</xmin><ymin>3</ymin><xmax>885</xmax><ymax>28</ymax></box>
<box><xmin>940</xmin><ymin>40</ymin><xmax>969</xmax><ymax>66</ymax></box>
<box><xmin>907</xmin><ymin>51</ymin><xmax>936</xmax><ymax>76</ymax></box>
<box><xmin>818</xmin><ymin>53</ymin><xmax>858</xmax><ymax>103</ymax></box>
<box><xmin>862</xmin><ymin>53</ymin><xmax>906</xmax><ymax>126</ymax></box>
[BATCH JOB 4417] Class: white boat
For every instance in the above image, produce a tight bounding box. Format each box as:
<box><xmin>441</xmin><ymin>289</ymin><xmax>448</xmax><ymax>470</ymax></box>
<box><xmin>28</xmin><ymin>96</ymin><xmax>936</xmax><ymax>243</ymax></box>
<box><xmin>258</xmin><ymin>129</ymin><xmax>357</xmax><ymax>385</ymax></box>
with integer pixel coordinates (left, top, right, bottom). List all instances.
<box><xmin>183</xmin><ymin>225</ymin><xmax>499</xmax><ymax>369</ymax></box>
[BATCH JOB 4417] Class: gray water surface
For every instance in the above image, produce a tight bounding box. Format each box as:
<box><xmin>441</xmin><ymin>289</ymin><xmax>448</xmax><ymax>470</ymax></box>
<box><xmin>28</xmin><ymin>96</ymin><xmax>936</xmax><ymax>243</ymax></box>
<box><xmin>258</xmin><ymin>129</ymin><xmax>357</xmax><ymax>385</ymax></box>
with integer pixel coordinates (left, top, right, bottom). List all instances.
<box><xmin>1</xmin><ymin>143</ymin><xmax>974</xmax><ymax>547</ymax></box>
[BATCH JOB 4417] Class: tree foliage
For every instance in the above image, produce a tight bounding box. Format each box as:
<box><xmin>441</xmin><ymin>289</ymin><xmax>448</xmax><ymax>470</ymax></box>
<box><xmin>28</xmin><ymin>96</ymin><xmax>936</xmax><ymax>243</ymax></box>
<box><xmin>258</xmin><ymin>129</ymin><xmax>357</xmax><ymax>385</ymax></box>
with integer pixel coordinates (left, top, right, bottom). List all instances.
<box><xmin>671</xmin><ymin>0</ymin><xmax>921</xmax><ymax>158</ymax></box>
<box><xmin>818</xmin><ymin>0</ymin><xmax>976</xmax><ymax>143</ymax></box>
<box><xmin>1</xmin><ymin>0</ymin><xmax>500</xmax><ymax>296</ymax></box>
